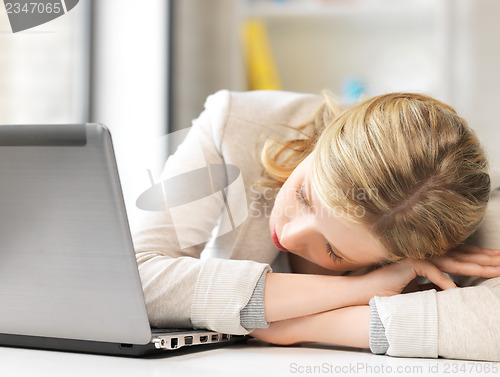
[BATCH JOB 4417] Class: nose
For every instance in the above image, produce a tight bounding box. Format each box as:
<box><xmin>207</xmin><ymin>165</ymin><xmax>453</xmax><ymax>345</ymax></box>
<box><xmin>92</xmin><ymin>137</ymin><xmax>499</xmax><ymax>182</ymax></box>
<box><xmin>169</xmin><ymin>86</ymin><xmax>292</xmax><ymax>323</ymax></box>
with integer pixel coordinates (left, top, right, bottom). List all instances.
<box><xmin>280</xmin><ymin>215</ymin><xmax>315</xmax><ymax>253</ymax></box>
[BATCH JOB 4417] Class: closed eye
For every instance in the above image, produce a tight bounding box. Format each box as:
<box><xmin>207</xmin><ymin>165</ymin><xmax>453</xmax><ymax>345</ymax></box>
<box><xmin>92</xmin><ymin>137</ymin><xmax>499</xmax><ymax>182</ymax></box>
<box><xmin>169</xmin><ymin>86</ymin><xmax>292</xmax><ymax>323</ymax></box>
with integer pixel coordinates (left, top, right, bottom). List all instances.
<box><xmin>295</xmin><ymin>185</ymin><xmax>310</xmax><ymax>207</ymax></box>
<box><xmin>296</xmin><ymin>184</ymin><xmax>342</xmax><ymax>263</ymax></box>
<box><xmin>326</xmin><ymin>242</ymin><xmax>342</xmax><ymax>262</ymax></box>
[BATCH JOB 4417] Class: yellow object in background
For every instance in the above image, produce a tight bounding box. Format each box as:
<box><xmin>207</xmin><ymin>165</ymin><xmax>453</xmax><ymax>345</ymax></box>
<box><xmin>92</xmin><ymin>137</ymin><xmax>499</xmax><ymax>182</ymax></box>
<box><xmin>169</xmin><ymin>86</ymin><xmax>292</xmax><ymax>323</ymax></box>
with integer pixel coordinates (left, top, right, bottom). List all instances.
<box><xmin>241</xmin><ymin>19</ymin><xmax>282</xmax><ymax>90</ymax></box>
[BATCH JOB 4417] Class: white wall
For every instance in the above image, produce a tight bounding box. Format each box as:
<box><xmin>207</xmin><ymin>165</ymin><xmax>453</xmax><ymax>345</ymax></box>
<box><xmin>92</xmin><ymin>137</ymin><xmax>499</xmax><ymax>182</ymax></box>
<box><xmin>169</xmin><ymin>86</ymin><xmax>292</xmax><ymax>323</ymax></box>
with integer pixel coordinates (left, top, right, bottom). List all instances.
<box><xmin>451</xmin><ymin>0</ymin><xmax>500</xmax><ymax>168</ymax></box>
<box><xmin>91</xmin><ymin>0</ymin><xmax>168</xmax><ymax>231</ymax></box>
<box><xmin>0</xmin><ymin>0</ymin><xmax>90</xmax><ymax>123</ymax></box>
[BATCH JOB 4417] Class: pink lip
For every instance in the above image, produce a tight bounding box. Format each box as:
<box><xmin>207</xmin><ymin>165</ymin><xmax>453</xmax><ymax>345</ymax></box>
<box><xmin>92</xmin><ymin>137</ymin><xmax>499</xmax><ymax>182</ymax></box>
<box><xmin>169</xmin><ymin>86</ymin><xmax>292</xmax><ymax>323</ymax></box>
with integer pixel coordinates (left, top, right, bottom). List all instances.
<box><xmin>271</xmin><ymin>226</ymin><xmax>289</xmax><ymax>252</ymax></box>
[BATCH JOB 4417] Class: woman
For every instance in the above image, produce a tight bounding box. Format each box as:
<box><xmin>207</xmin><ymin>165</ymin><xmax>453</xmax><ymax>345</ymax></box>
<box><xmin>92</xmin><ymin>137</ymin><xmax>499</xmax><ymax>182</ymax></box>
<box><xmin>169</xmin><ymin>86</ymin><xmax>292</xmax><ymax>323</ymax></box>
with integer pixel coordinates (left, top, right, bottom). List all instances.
<box><xmin>132</xmin><ymin>90</ymin><xmax>500</xmax><ymax>361</ymax></box>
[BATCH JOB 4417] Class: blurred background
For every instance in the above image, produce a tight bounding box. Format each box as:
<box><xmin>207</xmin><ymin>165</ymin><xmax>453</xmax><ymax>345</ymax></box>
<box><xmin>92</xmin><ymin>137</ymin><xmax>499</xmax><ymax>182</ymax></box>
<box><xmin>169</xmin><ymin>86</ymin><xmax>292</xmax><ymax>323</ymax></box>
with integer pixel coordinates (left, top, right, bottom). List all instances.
<box><xmin>0</xmin><ymin>0</ymin><xmax>499</xmax><ymax>228</ymax></box>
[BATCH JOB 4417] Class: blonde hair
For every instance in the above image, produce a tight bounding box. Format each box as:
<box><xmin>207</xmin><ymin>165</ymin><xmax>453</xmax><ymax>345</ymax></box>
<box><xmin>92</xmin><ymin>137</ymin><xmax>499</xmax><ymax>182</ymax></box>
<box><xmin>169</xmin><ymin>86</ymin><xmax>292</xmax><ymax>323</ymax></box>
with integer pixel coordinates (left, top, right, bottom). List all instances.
<box><xmin>261</xmin><ymin>92</ymin><xmax>491</xmax><ymax>261</ymax></box>
<box><xmin>259</xmin><ymin>91</ymin><xmax>342</xmax><ymax>187</ymax></box>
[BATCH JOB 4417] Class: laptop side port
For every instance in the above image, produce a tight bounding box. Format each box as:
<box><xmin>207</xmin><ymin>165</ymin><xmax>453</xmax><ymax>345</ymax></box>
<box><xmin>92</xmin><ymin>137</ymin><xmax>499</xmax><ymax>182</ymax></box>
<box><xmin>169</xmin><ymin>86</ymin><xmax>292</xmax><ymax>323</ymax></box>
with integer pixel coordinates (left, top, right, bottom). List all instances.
<box><xmin>171</xmin><ymin>338</ymin><xmax>179</xmax><ymax>349</ymax></box>
<box><xmin>155</xmin><ymin>336</ymin><xmax>181</xmax><ymax>350</ymax></box>
<box><xmin>153</xmin><ymin>331</ymin><xmax>234</xmax><ymax>350</ymax></box>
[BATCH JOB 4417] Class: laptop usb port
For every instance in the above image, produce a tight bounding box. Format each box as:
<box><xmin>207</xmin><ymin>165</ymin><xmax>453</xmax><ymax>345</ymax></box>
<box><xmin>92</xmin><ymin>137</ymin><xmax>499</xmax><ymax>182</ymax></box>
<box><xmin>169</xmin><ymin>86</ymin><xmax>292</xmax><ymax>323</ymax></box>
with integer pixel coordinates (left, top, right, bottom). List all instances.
<box><xmin>221</xmin><ymin>334</ymin><xmax>230</xmax><ymax>341</ymax></box>
<box><xmin>184</xmin><ymin>336</ymin><xmax>193</xmax><ymax>345</ymax></box>
<box><xmin>211</xmin><ymin>334</ymin><xmax>219</xmax><ymax>342</ymax></box>
<box><xmin>200</xmin><ymin>336</ymin><xmax>208</xmax><ymax>343</ymax></box>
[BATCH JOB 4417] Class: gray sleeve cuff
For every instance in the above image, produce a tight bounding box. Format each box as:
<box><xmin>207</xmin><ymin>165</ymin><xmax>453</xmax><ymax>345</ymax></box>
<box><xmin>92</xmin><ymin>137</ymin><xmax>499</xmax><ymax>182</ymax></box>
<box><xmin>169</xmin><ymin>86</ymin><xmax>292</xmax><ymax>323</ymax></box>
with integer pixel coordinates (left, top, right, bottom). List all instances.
<box><xmin>240</xmin><ymin>270</ymin><xmax>269</xmax><ymax>330</ymax></box>
<box><xmin>369</xmin><ymin>298</ymin><xmax>389</xmax><ymax>354</ymax></box>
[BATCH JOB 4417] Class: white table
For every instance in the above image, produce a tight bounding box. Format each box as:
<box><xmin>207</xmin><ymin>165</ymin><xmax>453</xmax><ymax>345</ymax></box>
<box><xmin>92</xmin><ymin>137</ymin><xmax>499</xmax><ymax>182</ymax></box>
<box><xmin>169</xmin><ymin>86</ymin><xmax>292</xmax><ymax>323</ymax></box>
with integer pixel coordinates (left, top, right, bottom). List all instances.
<box><xmin>0</xmin><ymin>339</ymin><xmax>498</xmax><ymax>377</ymax></box>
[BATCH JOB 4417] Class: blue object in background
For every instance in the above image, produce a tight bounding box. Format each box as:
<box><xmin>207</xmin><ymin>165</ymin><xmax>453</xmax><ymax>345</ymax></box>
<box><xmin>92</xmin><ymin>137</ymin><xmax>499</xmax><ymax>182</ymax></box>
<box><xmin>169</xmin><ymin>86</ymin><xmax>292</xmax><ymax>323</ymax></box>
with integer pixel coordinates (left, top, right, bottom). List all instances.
<box><xmin>342</xmin><ymin>77</ymin><xmax>366</xmax><ymax>104</ymax></box>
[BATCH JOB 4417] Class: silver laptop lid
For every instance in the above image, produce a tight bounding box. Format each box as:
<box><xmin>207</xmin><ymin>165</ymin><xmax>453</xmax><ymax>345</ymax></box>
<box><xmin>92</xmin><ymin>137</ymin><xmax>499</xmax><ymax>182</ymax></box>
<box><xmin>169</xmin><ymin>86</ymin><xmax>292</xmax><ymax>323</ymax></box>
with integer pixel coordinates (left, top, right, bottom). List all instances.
<box><xmin>0</xmin><ymin>123</ymin><xmax>152</xmax><ymax>345</ymax></box>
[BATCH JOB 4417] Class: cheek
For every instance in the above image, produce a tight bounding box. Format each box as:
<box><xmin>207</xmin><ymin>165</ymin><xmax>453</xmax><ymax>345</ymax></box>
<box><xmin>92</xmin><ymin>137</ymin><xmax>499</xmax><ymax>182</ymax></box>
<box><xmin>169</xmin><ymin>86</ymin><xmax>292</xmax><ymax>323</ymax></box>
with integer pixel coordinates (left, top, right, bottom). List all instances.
<box><xmin>339</xmin><ymin>260</ymin><xmax>375</xmax><ymax>271</ymax></box>
<box><xmin>270</xmin><ymin>190</ymin><xmax>286</xmax><ymax>224</ymax></box>
<box><xmin>272</xmin><ymin>184</ymin><xmax>294</xmax><ymax>218</ymax></box>
<box><xmin>312</xmin><ymin>252</ymin><xmax>371</xmax><ymax>272</ymax></box>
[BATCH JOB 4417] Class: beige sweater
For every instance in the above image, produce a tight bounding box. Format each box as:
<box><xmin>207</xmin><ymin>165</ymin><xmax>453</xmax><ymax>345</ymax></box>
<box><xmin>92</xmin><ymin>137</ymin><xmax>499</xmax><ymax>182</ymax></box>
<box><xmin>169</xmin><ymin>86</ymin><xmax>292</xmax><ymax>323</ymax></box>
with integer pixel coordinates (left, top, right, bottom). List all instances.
<box><xmin>132</xmin><ymin>90</ymin><xmax>500</xmax><ymax>361</ymax></box>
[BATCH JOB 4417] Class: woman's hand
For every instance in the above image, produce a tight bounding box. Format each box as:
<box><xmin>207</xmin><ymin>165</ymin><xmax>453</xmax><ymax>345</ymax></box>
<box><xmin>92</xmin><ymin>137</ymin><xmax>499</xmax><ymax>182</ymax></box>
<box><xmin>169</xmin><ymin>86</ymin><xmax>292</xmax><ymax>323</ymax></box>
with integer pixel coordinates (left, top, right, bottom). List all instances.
<box><xmin>363</xmin><ymin>258</ymin><xmax>457</xmax><ymax>298</ymax></box>
<box><xmin>430</xmin><ymin>244</ymin><xmax>500</xmax><ymax>278</ymax></box>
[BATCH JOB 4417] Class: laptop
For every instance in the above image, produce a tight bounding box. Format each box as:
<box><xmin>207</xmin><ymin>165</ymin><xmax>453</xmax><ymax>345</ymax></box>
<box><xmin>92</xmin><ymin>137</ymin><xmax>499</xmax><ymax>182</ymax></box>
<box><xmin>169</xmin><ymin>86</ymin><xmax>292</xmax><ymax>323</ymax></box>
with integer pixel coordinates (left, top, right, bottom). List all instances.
<box><xmin>0</xmin><ymin>123</ymin><xmax>245</xmax><ymax>356</ymax></box>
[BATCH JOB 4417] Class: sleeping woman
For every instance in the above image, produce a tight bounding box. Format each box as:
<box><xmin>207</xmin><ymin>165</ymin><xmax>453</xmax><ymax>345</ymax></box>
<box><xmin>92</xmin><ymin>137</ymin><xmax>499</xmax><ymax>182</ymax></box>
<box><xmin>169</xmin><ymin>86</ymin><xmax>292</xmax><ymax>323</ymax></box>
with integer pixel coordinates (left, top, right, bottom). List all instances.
<box><xmin>132</xmin><ymin>90</ymin><xmax>500</xmax><ymax>362</ymax></box>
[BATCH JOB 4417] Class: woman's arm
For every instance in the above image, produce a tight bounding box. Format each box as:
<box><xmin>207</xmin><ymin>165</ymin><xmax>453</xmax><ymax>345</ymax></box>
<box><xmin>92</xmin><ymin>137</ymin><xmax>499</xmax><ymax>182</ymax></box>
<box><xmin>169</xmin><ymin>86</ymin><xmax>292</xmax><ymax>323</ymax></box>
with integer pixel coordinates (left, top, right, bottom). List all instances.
<box><xmin>370</xmin><ymin>175</ymin><xmax>500</xmax><ymax>361</ymax></box>
<box><xmin>134</xmin><ymin>90</ymin><xmax>272</xmax><ymax>334</ymax></box>
<box><xmin>251</xmin><ymin>306</ymin><xmax>370</xmax><ymax>348</ymax></box>
<box><xmin>263</xmin><ymin>258</ymin><xmax>457</xmax><ymax>324</ymax></box>
<box><xmin>369</xmin><ymin>278</ymin><xmax>500</xmax><ymax>362</ymax></box>
<box><xmin>255</xmin><ymin>252</ymin><xmax>500</xmax><ymax>356</ymax></box>
<box><xmin>255</xmin><ymin>266</ymin><xmax>500</xmax><ymax>361</ymax></box>
<box><xmin>437</xmin><ymin>277</ymin><xmax>500</xmax><ymax>361</ymax></box>
<box><xmin>263</xmin><ymin>273</ymin><xmax>368</xmax><ymax>323</ymax></box>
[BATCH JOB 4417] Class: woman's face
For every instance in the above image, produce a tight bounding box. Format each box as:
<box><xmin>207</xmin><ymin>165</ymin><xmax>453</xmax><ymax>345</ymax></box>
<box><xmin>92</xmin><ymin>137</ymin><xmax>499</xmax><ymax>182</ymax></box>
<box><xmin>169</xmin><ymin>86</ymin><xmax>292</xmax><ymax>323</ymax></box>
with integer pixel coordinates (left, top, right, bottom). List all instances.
<box><xmin>269</xmin><ymin>153</ymin><xmax>389</xmax><ymax>271</ymax></box>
